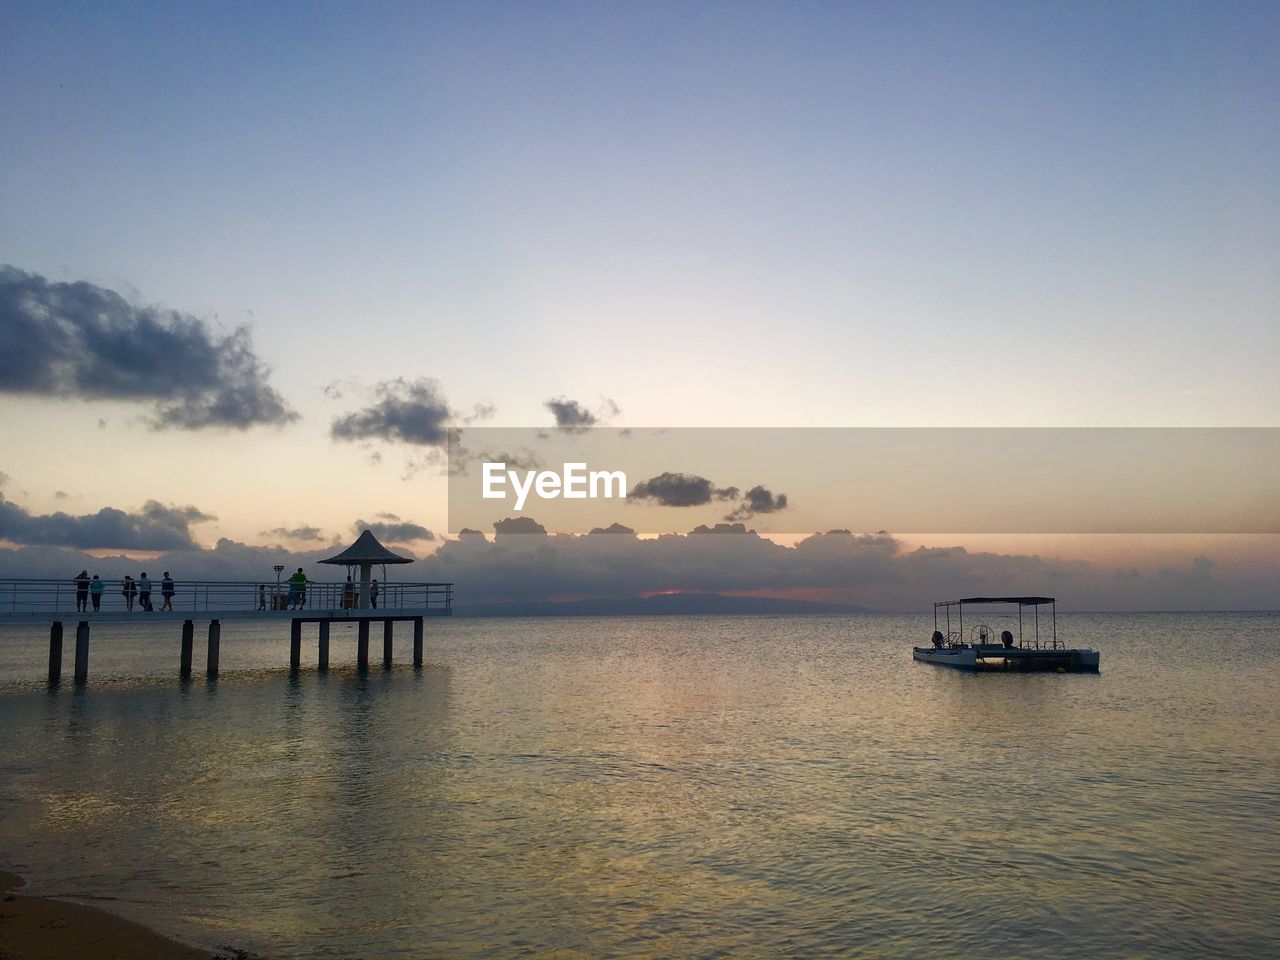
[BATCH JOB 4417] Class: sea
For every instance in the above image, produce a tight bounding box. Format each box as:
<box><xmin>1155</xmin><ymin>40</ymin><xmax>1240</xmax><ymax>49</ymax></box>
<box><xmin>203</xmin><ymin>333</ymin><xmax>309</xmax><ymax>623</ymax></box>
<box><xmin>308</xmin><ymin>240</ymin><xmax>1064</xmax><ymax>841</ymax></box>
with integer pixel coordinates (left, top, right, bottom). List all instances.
<box><xmin>0</xmin><ymin>612</ymin><xmax>1277</xmax><ymax>959</ymax></box>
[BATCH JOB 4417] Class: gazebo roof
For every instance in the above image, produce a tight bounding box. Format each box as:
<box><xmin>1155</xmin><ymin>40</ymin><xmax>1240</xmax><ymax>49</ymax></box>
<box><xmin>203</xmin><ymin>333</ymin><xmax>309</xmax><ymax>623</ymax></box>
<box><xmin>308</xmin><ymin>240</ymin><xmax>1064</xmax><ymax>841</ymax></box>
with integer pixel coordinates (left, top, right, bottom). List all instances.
<box><xmin>319</xmin><ymin>530</ymin><xmax>415</xmax><ymax>566</ymax></box>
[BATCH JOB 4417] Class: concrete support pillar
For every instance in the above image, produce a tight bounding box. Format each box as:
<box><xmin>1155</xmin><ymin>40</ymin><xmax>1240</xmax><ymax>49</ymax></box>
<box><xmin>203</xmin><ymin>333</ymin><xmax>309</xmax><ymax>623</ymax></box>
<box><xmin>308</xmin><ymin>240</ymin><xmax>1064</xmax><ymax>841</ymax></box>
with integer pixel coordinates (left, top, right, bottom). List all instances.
<box><xmin>48</xmin><ymin>622</ymin><xmax>63</xmax><ymax>685</ymax></box>
<box><xmin>290</xmin><ymin>619</ymin><xmax>302</xmax><ymax>670</ymax></box>
<box><xmin>357</xmin><ymin>619</ymin><xmax>370</xmax><ymax>670</ymax></box>
<box><xmin>382</xmin><ymin>619</ymin><xmax>394</xmax><ymax>669</ymax></box>
<box><xmin>413</xmin><ymin>617</ymin><xmax>423</xmax><ymax>668</ymax></box>
<box><xmin>318</xmin><ymin>620</ymin><xmax>330</xmax><ymax>671</ymax></box>
<box><xmin>207</xmin><ymin>620</ymin><xmax>221</xmax><ymax>678</ymax></box>
<box><xmin>180</xmin><ymin>619</ymin><xmax>194</xmax><ymax>679</ymax></box>
<box><xmin>74</xmin><ymin>621</ymin><xmax>90</xmax><ymax>684</ymax></box>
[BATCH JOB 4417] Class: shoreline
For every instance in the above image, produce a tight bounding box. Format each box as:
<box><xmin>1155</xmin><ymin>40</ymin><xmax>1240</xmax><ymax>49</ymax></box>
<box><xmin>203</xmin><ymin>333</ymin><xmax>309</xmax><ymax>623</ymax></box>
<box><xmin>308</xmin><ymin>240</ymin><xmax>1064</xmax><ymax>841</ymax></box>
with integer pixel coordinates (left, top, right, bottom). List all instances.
<box><xmin>0</xmin><ymin>871</ymin><xmax>225</xmax><ymax>960</ymax></box>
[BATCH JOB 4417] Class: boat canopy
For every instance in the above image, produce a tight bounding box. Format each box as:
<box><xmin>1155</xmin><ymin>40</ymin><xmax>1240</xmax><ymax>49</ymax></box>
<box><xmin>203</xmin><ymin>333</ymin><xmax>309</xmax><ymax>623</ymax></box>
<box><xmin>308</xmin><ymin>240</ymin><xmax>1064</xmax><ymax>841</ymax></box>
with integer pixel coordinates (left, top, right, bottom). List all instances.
<box><xmin>932</xmin><ymin>595</ymin><xmax>1059</xmax><ymax>649</ymax></box>
<box><xmin>935</xmin><ymin>596</ymin><xmax>1054</xmax><ymax>607</ymax></box>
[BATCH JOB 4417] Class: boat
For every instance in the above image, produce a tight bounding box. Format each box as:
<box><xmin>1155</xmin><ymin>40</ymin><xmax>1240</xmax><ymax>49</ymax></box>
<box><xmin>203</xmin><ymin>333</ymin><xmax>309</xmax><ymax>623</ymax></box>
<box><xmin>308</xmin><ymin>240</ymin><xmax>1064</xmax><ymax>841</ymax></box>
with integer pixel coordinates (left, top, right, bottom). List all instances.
<box><xmin>912</xmin><ymin>596</ymin><xmax>1099</xmax><ymax>672</ymax></box>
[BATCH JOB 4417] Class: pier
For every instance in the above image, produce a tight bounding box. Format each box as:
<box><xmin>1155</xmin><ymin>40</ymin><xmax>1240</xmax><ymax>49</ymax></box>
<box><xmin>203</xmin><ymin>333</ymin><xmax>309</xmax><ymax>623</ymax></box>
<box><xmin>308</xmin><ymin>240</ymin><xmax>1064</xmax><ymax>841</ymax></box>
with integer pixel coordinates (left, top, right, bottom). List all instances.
<box><xmin>2</xmin><ymin>531</ymin><xmax>453</xmax><ymax>685</ymax></box>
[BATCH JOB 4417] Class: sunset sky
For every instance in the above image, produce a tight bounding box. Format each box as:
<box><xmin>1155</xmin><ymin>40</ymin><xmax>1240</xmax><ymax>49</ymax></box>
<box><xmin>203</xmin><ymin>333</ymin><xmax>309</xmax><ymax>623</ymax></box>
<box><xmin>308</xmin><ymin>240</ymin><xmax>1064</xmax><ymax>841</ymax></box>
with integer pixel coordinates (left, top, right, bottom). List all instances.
<box><xmin>1</xmin><ymin>2</ymin><xmax>1277</xmax><ymax>608</ymax></box>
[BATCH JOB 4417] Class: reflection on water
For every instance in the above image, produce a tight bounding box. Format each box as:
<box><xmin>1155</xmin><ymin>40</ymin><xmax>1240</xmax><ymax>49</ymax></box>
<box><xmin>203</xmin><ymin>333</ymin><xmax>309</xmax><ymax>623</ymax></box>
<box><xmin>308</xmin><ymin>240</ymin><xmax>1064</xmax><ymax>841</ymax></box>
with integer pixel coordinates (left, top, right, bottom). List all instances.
<box><xmin>1</xmin><ymin>613</ymin><xmax>1278</xmax><ymax>958</ymax></box>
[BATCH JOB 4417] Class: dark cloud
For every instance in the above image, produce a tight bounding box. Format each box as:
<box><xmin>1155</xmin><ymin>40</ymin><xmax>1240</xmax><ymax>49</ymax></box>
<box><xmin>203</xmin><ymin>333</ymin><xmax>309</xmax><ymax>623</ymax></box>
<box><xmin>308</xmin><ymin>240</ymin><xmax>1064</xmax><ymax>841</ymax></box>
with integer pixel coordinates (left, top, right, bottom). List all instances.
<box><xmin>589</xmin><ymin>522</ymin><xmax>637</xmax><ymax>535</ymax></box>
<box><xmin>493</xmin><ymin>516</ymin><xmax>547</xmax><ymax>535</ymax></box>
<box><xmin>690</xmin><ymin>522</ymin><xmax>754</xmax><ymax>534</ymax></box>
<box><xmin>263</xmin><ymin>525</ymin><xmax>326</xmax><ymax>542</ymax></box>
<box><xmin>629</xmin><ymin>472</ymin><xmax>739</xmax><ymax>507</ymax></box>
<box><xmin>726</xmin><ymin>485</ymin><xmax>789</xmax><ymax>521</ymax></box>
<box><xmin>0</xmin><ymin>494</ymin><xmax>214</xmax><ymax>550</ymax></box>
<box><xmin>0</xmin><ymin>265</ymin><xmax>296</xmax><ymax>429</ymax></box>
<box><xmin>353</xmin><ymin>517</ymin><xmax>436</xmax><ymax>542</ymax></box>
<box><xmin>545</xmin><ymin>397</ymin><xmax>597</xmax><ymax>430</ymax></box>
<box><xmin>544</xmin><ymin>396</ymin><xmax>622</xmax><ymax>431</ymax></box>
<box><xmin>331</xmin><ymin>377</ymin><xmax>452</xmax><ymax>447</ymax></box>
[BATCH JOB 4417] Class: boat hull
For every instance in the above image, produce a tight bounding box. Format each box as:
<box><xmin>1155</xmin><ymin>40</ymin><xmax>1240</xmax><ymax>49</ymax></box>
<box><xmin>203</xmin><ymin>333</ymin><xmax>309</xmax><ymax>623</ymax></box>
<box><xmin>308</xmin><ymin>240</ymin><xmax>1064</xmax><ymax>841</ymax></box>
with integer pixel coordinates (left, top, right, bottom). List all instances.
<box><xmin>913</xmin><ymin>645</ymin><xmax>1099</xmax><ymax>673</ymax></box>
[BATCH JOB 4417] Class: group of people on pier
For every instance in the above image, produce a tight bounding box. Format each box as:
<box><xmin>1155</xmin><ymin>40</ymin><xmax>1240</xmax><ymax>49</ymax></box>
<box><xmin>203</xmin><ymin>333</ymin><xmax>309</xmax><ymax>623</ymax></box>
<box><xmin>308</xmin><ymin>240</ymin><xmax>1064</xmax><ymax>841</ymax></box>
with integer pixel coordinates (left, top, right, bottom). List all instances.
<box><xmin>71</xmin><ymin>569</ymin><xmax>385</xmax><ymax>613</ymax></box>
<box><xmin>74</xmin><ymin>571</ymin><xmax>175</xmax><ymax>612</ymax></box>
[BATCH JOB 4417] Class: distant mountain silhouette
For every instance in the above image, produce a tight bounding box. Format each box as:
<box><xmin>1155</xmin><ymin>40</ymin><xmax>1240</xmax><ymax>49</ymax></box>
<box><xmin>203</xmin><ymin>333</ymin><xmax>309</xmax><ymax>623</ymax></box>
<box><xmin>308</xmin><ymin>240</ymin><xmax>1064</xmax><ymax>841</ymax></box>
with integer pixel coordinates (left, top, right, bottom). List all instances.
<box><xmin>453</xmin><ymin>592</ymin><xmax>872</xmax><ymax>618</ymax></box>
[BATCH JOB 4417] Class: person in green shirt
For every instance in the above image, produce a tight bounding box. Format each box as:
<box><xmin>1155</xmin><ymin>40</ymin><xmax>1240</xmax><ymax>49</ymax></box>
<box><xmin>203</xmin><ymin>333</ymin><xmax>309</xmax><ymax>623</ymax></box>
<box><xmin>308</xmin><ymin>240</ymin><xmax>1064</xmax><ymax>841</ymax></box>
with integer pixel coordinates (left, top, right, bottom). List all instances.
<box><xmin>289</xmin><ymin>568</ymin><xmax>308</xmax><ymax>610</ymax></box>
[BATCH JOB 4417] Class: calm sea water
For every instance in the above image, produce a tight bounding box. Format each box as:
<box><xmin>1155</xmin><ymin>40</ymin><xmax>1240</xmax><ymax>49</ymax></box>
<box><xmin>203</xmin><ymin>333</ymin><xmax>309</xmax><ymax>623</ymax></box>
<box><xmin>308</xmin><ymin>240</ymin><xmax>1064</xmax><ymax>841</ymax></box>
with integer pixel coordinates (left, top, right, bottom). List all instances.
<box><xmin>0</xmin><ymin>613</ymin><xmax>1277</xmax><ymax>958</ymax></box>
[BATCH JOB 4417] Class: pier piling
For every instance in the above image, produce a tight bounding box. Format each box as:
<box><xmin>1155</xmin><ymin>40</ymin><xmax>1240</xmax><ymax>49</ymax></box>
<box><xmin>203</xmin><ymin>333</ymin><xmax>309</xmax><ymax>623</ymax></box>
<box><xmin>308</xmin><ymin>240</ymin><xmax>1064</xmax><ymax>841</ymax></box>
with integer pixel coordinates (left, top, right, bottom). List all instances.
<box><xmin>180</xmin><ymin>620</ymin><xmax>194</xmax><ymax>679</ymax></box>
<box><xmin>413</xmin><ymin>617</ymin><xmax>423</xmax><ymax>668</ymax></box>
<box><xmin>290</xmin><ymin>619</ymin><xmax>302</xmax><ymax>670</ymax></box>
<box><xmin>74</xmin><ymin>621</ymin><xmax>90</xmax><ymax>684</ymax></box>
<box><xmin>383</xmin><ymin>620</ymin><xmax>394</xmax><ymax>669</ymax></box>
<box><xmin>207</xmin><ymin>620</ymin><xmax>220</xmax><ymax>678</ymax></box>
<box><xmin>48</xmin><ymin>621</ymin><xmax>63</xmax><ymax>685</ymax></box>
<box><xmin>357</xmin><ymin>620</ymin><xmax>370</xmax><ymax>670</ymax></box>
<box><xmin>318</xmin><ymin>621</ymin><xmax>330</xmax><ymax>671</ymax></box>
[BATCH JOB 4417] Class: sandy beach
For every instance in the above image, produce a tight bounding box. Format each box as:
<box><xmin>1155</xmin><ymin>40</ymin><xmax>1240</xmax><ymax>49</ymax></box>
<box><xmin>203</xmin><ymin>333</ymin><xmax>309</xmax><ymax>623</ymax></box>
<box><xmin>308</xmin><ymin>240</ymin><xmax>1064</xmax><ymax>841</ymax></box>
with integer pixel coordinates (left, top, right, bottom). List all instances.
<box><xmin>0</xmin><ymin>872</ymin><xmax>218</xmax><ymax>960</ymax></box>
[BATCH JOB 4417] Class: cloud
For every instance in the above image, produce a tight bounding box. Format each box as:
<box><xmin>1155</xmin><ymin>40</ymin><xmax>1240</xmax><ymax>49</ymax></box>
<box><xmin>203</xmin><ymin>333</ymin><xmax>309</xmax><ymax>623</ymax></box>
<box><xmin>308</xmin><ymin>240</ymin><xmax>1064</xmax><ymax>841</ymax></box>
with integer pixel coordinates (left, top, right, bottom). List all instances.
<box><xmin>462</xmin><ymin>402</ymin><xmax>496</xmax><ymax>423</ymax></box>
<box><xmin>0</xmin><ymin>470</ymin><xmax>8</xmax><ymax>487</ymax></box>
<box><xmin>725</xmin><ymin>485</ymin><xmax>789</xmax><ymax>521</ymax></box>
<box><xmin>493</xmin><ymin>516</ymin><xmax>547</xmax><ymax>535</ymax></box>
<box><xmin>0</xmin><ymin>494</ymin><xmax>215</xmax><ymax>550</ymax></box>
<box><xmin>412</xmin><ymin>523</ymin><xmax>1279</xmax><ymax>611</ymax></box>
<box><xmin>543</xmin><ymin>396</ymin><xmax>620</xmax><ymax>431</ymax></box>
<box><xmin>0</xmin><ymin>265</ymin><xmax>296</xmax><ymax>429</ymax></box>
<box><xmin>263</xmin><ymin>525</ymin><xmax>327</xmax><ymax>542</ymax></box>
<box><xmin>589</xmin><ymin>522</ymin><xmax>637</xmax><ymax>535</ymax></box>
<box><xmin>545</xmin><ymin>397</ymin><xmax>597</xmax><ymax>430</ymax></box>
<box><xmin>353</xmin><ymin>517</ymin><xmax>436</xmax><ymax>542</ymax></box>
<box><xmin>629</xmin><ymin>472</ymin><xmax>739</xmax><ymax>507</ymax></box>
<box><xmin>690</xmin><ymin>522</ymin><xmax>755</xmax><ymax>534</ymax></box>
<box><xmin>0</xmin><ymin>523</ymin><xmax>1271</xmax><ymax>612</ymax></box>
<box><xmin>331</xmin><ymin>377</ymin><xmax>452</xmax><ymax>447</ymax></box>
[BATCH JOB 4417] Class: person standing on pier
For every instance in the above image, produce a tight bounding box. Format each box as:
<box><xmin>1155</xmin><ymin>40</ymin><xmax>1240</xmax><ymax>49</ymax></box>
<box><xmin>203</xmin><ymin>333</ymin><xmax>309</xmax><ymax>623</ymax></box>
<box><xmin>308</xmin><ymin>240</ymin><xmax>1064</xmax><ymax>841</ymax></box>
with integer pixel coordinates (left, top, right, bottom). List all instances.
<box><xmin>90</xmin><ymin>574</ymin><xmax>104</xmax><ymax>612</ymax></box>
<box><xmin>342</xmin><ymin>575</ymin><xmax>355</xmax><ymax>609</ymax></box>
<box><xmin>290</xmin><ymin>567</ymin><xmax>308</xmax><ymax>610</ymax></box>
<box><xmin>370</xmin><ymin>579</ymin><xmax>379</xmax><ymax>609</ymax></box>
<box><xmin>258</xmin><ymin>584</ymin><xmax>267</xmax><ymax>610</ymax></box>
<box><xmin>138</xmin><ymin>572</ymin><xmax>153</xmax><ymax>612</ymax></box>
<box><xmin>160</xmin><ymin>572</ymin><xmax>175</xmax><ymax>611</ymax></box>
<box><xmin>74</xmin><ymin>571</ymin><xmax>90</xmax><ymax>612</ymax></box>
<box><xmin>122</xmin><ymin>575</ymin><xmax>137</xmax><ymax>611</ymax></box>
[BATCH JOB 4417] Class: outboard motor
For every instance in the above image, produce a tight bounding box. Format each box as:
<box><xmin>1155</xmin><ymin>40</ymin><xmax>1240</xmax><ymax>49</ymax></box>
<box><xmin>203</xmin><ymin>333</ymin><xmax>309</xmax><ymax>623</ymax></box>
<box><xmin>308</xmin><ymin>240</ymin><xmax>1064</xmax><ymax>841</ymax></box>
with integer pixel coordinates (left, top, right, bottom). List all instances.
<box><xmin>1001</xmin><ymin>629</ymin><xmax>1015</xmax><ymax>649</ymax></box>
<box><xmin>932</xmin><ymin>630</ymin><xmax>946</xmax><ymax>649</ymax></box>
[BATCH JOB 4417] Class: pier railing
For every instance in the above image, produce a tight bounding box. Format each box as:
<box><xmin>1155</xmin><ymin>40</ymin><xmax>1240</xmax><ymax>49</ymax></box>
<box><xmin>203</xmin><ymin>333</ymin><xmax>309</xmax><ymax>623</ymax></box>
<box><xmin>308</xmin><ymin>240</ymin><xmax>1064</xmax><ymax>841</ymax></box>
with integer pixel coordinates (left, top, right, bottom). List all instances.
<box><xmin>0</xmin><ymin>578</ymin><xmax>452</xmax><ymax>619</ymax></box>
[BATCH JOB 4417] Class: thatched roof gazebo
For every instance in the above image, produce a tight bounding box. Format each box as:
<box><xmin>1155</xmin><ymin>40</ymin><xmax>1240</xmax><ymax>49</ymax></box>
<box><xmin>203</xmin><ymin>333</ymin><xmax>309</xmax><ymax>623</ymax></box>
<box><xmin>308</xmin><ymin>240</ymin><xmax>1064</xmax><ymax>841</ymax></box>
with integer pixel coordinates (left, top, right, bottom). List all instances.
<box><xmin>319</xmin><ymin>530</ymin><xmax>414</xmax><ymax>609</ymax></box>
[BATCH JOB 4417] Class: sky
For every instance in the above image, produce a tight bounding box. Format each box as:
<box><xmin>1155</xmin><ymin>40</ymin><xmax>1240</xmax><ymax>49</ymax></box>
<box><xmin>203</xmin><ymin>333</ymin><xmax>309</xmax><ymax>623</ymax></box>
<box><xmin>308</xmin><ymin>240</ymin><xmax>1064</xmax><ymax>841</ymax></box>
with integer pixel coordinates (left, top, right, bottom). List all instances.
<box><xmin>1</xmin><ymin>2</ymin><xmax>1277</xmax><ymax>608</ymax></box>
